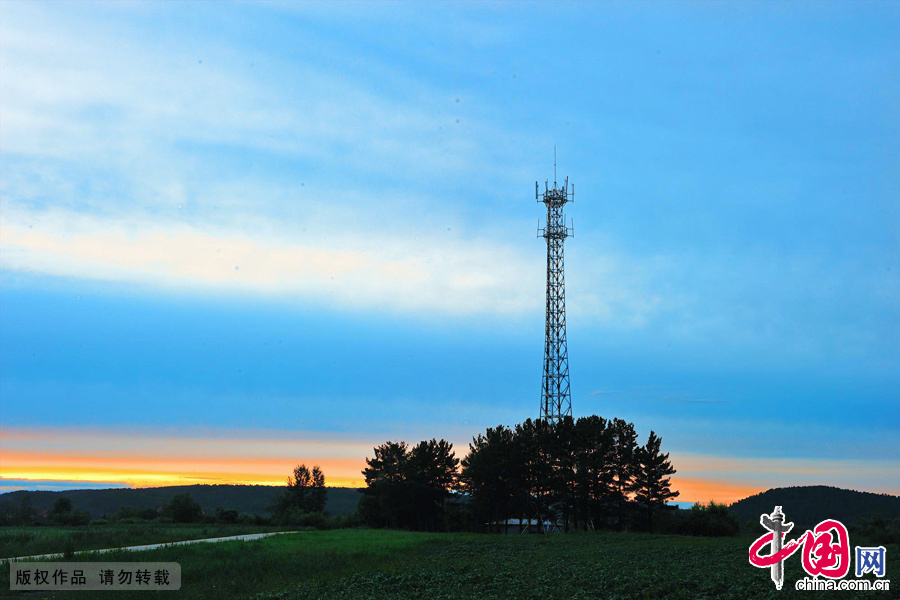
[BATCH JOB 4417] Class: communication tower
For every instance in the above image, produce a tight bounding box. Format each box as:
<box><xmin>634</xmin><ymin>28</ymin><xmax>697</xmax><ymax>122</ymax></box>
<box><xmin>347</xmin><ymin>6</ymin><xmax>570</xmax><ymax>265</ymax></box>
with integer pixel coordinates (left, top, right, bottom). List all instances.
<box><xmin>537</xmin><ymin>153</ymin><xmax>574</xmax><ymax>422</ymax></box>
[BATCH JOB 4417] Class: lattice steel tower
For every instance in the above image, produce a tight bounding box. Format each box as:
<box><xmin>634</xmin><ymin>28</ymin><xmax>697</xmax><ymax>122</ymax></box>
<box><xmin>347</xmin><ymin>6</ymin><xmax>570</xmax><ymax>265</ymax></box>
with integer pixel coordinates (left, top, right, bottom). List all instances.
<box><xmin>537</xmin><ymin>159</ymin><xmax>574</xmax><ymax>422</ymax></box>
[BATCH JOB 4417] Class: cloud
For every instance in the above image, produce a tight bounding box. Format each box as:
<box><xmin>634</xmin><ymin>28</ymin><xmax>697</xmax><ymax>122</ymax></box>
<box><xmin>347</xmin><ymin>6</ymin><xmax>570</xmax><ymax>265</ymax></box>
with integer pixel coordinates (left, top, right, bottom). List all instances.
<box><xmin>0</xmin><ymin>205</ymin><xmax>544</xmax><ymax>316</ymax></box>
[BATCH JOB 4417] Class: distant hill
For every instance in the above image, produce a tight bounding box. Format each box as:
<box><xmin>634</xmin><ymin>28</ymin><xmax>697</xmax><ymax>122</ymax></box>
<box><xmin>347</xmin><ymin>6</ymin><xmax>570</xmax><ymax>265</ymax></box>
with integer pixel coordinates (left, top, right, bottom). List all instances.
<box><xmin>730</xmin><ymin>486</ymin><xmax>900</xmax><ymax>530</ymax></box>
<box><xmin>0</xmin><ymin>485</ymin><xmax>361</xmax><ymax>519</ymax></box>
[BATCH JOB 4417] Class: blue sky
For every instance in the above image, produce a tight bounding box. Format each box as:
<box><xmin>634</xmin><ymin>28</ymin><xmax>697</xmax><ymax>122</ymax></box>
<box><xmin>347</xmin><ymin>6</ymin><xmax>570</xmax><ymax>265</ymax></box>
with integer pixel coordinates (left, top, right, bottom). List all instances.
<box><xmin>0</xmin><ymin>1</ymin><xmax>897</xmax><ymax>500</ymax></box>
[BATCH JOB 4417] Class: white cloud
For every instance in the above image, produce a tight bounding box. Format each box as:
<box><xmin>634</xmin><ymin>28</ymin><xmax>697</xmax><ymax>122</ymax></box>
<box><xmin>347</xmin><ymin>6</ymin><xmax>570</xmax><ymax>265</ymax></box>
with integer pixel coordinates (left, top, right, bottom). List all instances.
<box><xmin>0</xmin><ymin>205</ymin><xmax>546</xmax><ymax>316</ymax></box>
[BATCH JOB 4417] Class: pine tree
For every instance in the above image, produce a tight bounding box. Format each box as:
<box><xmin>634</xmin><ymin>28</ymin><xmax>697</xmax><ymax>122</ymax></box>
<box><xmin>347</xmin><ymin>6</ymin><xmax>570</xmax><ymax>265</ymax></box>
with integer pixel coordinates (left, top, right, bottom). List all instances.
<box><xmin>408</xmin><ymin>439</ymin><xmax>459</xmax><ymax>530</ymax></box>
<box><xmin>632</xmin><ymin>430</ymin><xmax>679</xmax><ymax>532</ymax></box>
<box><xmin>361</xmin><ymin>441</ymin><xmax>410</xmax><ymax>528</ymax></box>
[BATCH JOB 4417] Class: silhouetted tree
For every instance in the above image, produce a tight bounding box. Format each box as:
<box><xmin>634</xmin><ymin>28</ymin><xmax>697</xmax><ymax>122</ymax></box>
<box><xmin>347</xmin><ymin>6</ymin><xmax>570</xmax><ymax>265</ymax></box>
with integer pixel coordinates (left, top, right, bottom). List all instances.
<box><xmin>272</xmin><ymin>464</ymin><xmax>327</xmax><ymax>522</ymax></box>
<box><xmin>288</xmin><ymin>464</ymin><xmax>327</xmax><ymax>513</ymax></box>
<box><xmin>49</xmin><ymin>496</ymin><xmax>90</xmax><ymax>525</ymax></box>
<box><xmin>610</xmin><ymin>419</ymin><xmax>638</xmax><ymax>500</ymax></box>
<box><xmin>408</xmin><ymin>439</ymin><xmax>459</xmax><ymax>530</ymax></box>
<box><xmin>460</xmin><ymin>415</ymin><xmax>679</xmax><ymax>532</ymax></box>
<box><xmin>610</xmin><ymin>418</ymin><xmax>639</xmax><ymax>528</ymax></box>
<box><xmin>516</xmin><ymin>418</ymin><xmax>553</xmax><ymax>528</ymax></box>
<box><xmin>361</xmin><ymin>441</ymin><xmax>411</xmax><ymax>528</ymax></box>
<box><xmin>52</xmin><ymin>497</ymin><xmax>73</xmax><ymax>516</ymax></box>
<box><xmin>632</xmin><ymin>430</ymin><xmax>679</xmax><ymax>532</ymax></box>
<box><xmin>361</xmin><ymin>439</ymin><xmax>458</xmax><ymax>530</ymax></box>
<box><xmin>461</xmin><ymin>425</ymin><xmax>519</xmax><ymax>530</ymax></box>
<box><xmin>572</xmin><ymin>415</ymin><xmax>616</xmax><ymax>529</ymax></box>
<box><xmin>552</xmin><ymin>416</ymin><xmax>579</xmax><ymax>531</ymax></box>
<box><xmin>370</xmin><ymin>416</ymin><xmax>679</xmax><ymax>533</ymax></box>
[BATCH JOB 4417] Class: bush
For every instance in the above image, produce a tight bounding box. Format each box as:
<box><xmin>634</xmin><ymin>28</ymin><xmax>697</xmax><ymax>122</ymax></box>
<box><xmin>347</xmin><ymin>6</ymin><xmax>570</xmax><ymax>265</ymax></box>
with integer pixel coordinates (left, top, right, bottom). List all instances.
<box><xmin>273</xmin><ymin>507</ymin><xmax>326</xmax><ymax>528</ymax></box>
<box><xmin>216</xmin><ymin>508</ymin><xmax>240</xmax><ymax>524</ymax></box>
<box><xmin>270</xmin><ymin>507</ymin><xmax>356</xmax><ymax>529</ymax></box>
<box><xmin>114</xmin><ymin>506</ymin><xmax>158</xmax><ymax>522</ymax></box>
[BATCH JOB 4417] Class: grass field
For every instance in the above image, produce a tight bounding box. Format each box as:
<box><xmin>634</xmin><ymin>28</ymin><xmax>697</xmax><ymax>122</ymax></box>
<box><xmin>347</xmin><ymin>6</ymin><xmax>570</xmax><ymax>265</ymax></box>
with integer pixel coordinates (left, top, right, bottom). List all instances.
<box><xmin>0</xmin><ymin>524</ymin><xmax>295</xmax><ymax>559</ymax></box>
<box><xmin>1</xmin><ymin>529</ymin><xmax>896</xmax><ymax>599</ymax></box>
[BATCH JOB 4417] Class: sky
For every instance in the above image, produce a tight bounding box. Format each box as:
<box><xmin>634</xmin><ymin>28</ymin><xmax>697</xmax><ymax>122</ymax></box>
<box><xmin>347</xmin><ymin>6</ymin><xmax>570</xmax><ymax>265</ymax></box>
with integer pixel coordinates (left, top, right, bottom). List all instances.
<box><xmin>0</xmin><ymin>0</ymin><xmax>898</xmax><ymax>505</ymax></box>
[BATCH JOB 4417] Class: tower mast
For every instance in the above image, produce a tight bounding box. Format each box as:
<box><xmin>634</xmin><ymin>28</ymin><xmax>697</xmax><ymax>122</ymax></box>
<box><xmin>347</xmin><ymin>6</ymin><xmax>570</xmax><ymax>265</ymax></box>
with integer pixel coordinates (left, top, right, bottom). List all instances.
<box><xmin>537</xmin><ymin>164</ymin><xmax>574</xmax><ymax>422</ymax></box>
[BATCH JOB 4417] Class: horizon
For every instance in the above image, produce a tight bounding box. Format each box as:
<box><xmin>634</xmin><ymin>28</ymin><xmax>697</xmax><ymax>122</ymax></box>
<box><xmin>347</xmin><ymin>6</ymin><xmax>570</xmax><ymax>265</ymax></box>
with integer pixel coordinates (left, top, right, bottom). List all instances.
<box><xmin>1</xmin><ymin>1</ymin><xmax>898</xmax><ymax>506</ymax></box>
<box><xmin>8</xmin><ymin>481</ymin><xmax>897</xmax><ymax>513</ymax></box>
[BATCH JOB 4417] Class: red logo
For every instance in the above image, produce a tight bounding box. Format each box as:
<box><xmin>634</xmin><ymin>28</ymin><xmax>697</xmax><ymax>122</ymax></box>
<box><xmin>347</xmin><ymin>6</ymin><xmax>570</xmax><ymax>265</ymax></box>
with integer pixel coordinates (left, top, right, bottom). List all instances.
<box><xmin>749</xmin><ymin>510</ymin><xmax>851</xmax><ymax>584</ymax></box>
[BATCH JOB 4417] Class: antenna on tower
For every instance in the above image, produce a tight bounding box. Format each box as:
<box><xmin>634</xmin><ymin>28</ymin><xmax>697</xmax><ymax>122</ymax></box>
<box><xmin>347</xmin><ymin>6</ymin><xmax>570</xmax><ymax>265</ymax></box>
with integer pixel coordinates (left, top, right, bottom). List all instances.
<box><xmin>553</xmin><ymin>145</ymin><xmax>557</xmax><ymax>186</ymax></box>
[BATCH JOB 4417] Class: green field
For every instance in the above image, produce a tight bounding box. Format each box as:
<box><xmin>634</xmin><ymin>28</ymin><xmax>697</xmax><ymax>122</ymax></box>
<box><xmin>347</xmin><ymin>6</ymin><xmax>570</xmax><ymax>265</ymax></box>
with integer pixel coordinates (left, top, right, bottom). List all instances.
<box><xmin>0</xmin><ymin>524</ymin><xmax>295</xmax><ymax>559</ymax></box>
<box><xmin>1</xmin><ymin>529</ymin><xmax>896</xmax><ymax>599</ymax></box>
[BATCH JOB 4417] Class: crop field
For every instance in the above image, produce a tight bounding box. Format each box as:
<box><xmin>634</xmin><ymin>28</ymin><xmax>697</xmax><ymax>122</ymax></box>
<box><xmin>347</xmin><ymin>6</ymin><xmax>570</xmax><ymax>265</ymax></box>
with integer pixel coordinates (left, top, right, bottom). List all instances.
<box><xmin>1</xmin><ymin>529</ymin><xmax>896</xmax><ymax>600</ymax></box>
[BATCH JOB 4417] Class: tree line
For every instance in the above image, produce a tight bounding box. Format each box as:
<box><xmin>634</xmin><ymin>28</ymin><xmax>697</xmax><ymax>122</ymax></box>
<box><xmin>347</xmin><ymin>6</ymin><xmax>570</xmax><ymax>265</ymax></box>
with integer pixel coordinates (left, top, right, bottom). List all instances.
<box><xmin>360</xmin><ymin>415</ymin><xmax>680</xmax><ymax>533</ymax></box>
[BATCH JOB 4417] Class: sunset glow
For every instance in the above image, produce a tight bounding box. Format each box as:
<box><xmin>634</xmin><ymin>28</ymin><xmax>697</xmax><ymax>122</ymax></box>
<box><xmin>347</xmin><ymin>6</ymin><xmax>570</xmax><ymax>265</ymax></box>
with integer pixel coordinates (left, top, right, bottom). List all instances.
<box><xmin>4</xmin><ymin>427</ymin><xmax>896</xmax><ymax>504</ymax></box>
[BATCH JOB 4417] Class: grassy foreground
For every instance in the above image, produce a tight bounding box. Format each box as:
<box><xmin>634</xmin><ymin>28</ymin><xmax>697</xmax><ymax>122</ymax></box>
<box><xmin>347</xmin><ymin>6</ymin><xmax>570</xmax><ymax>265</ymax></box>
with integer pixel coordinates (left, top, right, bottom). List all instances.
<box><xmin>0</xmin><ymin>524</ymin><xmax>294</xmax><ymax>559</ymax></box>
<box><xmin>1</xmin><ymin>529</ymin><xmax>896</xmax><ymax>600</ymax></box>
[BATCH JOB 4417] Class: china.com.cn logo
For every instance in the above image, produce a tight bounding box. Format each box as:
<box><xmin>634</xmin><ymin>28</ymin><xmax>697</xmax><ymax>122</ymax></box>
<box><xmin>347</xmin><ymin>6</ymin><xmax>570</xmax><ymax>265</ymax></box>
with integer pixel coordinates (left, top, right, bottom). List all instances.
<box><xmin>748</xmin><ymin>506</ymin><xmax>890</xmax><ymax>592</ymax></box>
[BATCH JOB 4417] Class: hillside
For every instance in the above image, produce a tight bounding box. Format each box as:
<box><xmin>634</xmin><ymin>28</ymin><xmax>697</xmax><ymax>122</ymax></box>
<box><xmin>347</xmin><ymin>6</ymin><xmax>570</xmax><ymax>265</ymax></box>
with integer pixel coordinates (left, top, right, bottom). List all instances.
<box><xmin>0</xmin><ymin>484</ymin><xmax>361</xmax><ymax>519</ymax></box>
<box><xmin>730</xmin><ymin>485</ymin><xmax>900</xmax><ymax>529</ymax></box>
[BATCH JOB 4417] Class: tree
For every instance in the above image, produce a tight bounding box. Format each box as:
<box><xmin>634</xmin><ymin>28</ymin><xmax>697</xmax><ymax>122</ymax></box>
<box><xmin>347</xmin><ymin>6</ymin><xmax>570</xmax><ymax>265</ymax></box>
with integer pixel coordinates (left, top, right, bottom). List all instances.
<box><xmin>272</xmin><ymin>464</ymin><xmax>327</xmax><ymax>522</ymax></box>
<box><xmin>516</xmin><ymin>418</ymin><xmax>553</xmax><ymax>528</ymax></box>
<box><xmin>631</xmin><ymin>430</ymin><xmax>679</xmax><ymax>532</ymax></box>
<box><xmin>460</xmin><ymin>426</ymin><xmax>519</xmax><ymax>530</ymax></box>
<box><xmin>51</xmin><ymin>497</ymin><xmax>73</xmax><ymax>516</ymax></box>
<box><xmin>361</xmin><ymin>441</ymin><xmax>410</xmax><ymax>528</ymax></box>
<box><xmin>362</xmin><ymin>439</ymin><xmax>459</xmax><ymax>530</ymax></box>
<box><xmin>169</xmin><ymin>492</ymin><xmax>203</xmax><ymax>523</ymax></box>
<box><xmin>572</xmin><ymin>415</ymin><xmax>616</xmax><ymax>529</ymax></box>
<box><xmin>611</xmin><ymin>418</ymin><xmax>638</xmax><ymax>502</ymax></box>
<box><xmin>363</xmin><ymin>442</ymin><xmax>409</xmax><ymax>486</ymax></box>
<box><xmin>49</xmin><ymin>496</ymin><xmax>89</xmax><ymax>525</ymax></box>
<box><xmin>461</xmin><ymin>415</ymin><xmax>660</xmax><ymax>532</ymax></box>
<box><xmin>286</xmin><ymin>464</ymin><xmax>327</xmax><ymax>513</ymax></box>
<box><xmin>547</xmin><ymin>416</ymin><xmax>577</xmax><ymax>531</ymax></box>
<box><xmin>407</xmin><ymin>439</ymin><xmax>459</xmax><ymax>530</ymax></box>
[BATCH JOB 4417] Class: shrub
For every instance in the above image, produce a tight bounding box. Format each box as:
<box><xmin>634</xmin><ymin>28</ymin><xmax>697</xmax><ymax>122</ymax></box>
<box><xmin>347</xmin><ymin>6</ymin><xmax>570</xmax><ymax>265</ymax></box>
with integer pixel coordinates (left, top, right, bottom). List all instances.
<box><xmin>216</xmin><ymin>508</ymin><xmax>240</xmax><ymax>524</ymax></box>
